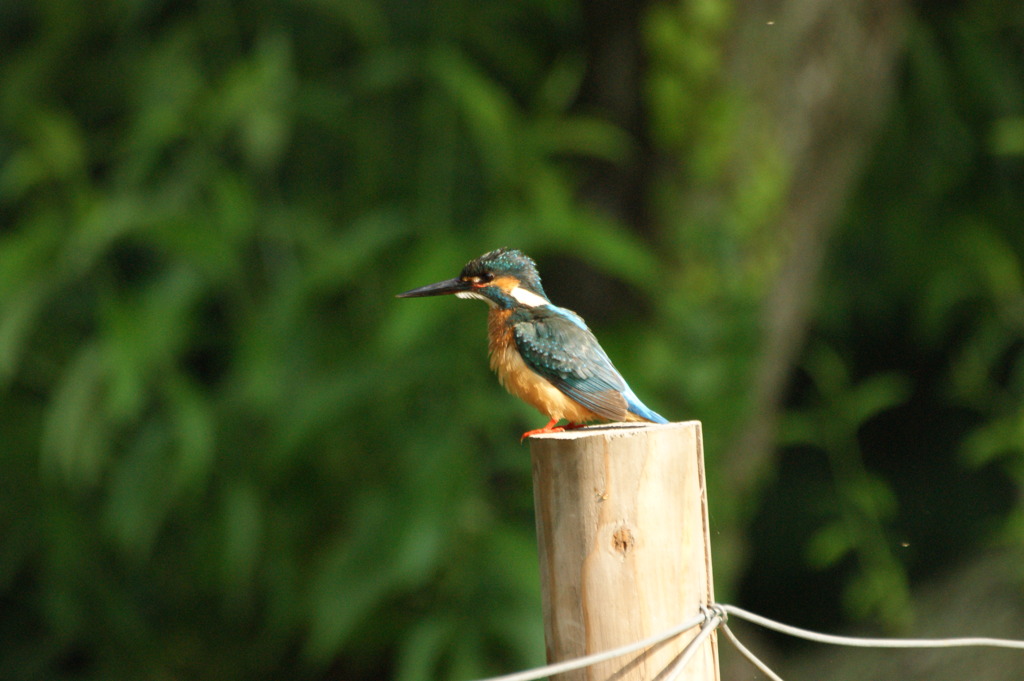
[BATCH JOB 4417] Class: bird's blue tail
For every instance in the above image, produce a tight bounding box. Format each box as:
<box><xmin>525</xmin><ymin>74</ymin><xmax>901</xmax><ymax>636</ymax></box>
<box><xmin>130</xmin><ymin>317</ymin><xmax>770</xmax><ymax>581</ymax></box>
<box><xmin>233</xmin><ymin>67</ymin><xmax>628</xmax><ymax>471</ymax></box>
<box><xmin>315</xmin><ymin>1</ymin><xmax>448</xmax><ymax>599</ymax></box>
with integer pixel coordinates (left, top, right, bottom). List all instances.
<box><xmin>623</xmin><ymin>388</ymin><xmax>668</xmax><ymax>424</ymax></box>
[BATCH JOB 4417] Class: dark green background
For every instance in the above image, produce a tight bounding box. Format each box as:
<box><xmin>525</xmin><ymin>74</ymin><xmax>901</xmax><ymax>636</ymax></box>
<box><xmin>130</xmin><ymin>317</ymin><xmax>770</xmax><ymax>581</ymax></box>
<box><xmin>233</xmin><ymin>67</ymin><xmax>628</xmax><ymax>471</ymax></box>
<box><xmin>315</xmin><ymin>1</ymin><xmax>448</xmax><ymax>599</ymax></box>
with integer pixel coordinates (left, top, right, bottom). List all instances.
<box><xmin>2</xmin><ymin>1</ymin><xmax>1022</xmax><ymax>679</ymax></box>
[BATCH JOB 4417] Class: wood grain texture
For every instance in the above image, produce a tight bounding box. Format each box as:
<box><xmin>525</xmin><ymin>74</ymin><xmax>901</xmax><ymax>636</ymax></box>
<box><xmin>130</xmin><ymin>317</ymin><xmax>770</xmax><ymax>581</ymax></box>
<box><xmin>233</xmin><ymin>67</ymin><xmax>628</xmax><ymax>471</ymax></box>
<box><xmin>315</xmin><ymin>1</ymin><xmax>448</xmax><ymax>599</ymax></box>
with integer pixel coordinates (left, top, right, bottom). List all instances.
<box><xmin>530</xmin><ymin>421</ymin><xmax>718</xmax><ymax>681</ymax></box>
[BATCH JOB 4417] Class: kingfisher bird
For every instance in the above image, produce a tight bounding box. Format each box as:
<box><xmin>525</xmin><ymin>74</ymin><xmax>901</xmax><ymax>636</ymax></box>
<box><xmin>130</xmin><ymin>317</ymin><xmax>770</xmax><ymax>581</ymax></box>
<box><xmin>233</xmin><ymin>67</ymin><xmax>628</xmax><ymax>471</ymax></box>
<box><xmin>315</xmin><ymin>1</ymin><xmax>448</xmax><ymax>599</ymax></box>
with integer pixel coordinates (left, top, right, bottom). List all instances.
<box><xmin>396</xmin><ymin>248</ymin><xmax>668</xmax><ymax>439</ymax></box>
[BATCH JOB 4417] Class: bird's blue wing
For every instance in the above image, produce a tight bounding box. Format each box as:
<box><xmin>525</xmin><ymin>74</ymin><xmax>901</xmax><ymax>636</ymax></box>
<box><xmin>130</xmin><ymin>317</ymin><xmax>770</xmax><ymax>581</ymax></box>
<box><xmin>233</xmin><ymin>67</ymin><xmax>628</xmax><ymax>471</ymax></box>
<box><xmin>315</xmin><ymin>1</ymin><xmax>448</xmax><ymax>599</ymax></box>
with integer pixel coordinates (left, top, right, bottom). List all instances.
<box><xmin>510</xmin><ymin>306</ymin><xmax>633</xmax><ymax>421</ymax></box>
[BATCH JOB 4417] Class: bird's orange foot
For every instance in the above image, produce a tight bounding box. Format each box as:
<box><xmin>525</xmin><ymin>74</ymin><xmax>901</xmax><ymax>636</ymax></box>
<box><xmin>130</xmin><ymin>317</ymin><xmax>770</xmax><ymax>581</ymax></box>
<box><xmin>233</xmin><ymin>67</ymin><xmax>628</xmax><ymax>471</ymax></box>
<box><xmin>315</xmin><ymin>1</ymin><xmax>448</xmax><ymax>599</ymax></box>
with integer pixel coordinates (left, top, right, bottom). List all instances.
<box><xmin>520</xmin><ymin>419</ymin><xmax>585</xmax><ymax>442</ymax></box>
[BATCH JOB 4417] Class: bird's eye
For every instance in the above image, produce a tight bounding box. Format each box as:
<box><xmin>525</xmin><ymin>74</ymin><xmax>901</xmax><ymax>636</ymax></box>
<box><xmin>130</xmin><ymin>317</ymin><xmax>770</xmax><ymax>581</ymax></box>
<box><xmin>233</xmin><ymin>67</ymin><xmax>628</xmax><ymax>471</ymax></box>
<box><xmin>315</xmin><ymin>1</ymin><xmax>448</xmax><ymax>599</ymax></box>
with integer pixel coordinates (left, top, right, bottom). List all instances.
<box><xmin>465</xmin><ymin>272</ymin><xmax>494</xmax><ymax>285</ymax></box>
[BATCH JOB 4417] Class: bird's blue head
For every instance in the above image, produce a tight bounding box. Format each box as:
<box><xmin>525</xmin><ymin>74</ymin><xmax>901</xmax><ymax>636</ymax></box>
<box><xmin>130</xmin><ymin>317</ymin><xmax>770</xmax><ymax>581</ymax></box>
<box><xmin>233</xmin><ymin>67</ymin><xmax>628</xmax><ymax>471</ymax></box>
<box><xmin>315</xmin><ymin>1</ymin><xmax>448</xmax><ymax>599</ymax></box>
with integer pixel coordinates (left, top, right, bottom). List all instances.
<box><xmin>396</xmin><ymin>248</ymin><xmax>550</xmax><ymax>309</ymax></box>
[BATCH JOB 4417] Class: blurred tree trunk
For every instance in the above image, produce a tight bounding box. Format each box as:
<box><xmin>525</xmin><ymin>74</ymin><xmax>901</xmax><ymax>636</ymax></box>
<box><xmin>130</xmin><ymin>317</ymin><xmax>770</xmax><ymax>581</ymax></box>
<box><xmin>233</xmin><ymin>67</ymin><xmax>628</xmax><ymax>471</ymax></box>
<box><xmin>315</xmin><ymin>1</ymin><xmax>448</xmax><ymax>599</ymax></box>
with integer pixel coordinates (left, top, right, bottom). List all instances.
<box><xmin>577</xmin><ymin>0</ymin><xmax>906</xmax><ymax>489</ymax></box>
<box><xmin>577</xmin><ymin>0</ymin><xmax>654</xmax><ymax>229</ymax></box>
<box><xmin>723</xmin><ymin>0</ymin><xmax>905</xmax><ymax>487</ymax></box>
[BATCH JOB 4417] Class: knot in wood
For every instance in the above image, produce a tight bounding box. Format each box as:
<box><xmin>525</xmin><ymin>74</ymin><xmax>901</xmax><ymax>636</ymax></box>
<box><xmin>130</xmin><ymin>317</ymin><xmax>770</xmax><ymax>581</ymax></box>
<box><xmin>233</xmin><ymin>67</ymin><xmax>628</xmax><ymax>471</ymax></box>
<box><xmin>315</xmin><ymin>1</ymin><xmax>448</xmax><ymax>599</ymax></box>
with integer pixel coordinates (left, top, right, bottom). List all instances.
<box><xmin>611</xmin><ymin>525</ymin><xmax>635</xmax><ymax>555</ymax></box>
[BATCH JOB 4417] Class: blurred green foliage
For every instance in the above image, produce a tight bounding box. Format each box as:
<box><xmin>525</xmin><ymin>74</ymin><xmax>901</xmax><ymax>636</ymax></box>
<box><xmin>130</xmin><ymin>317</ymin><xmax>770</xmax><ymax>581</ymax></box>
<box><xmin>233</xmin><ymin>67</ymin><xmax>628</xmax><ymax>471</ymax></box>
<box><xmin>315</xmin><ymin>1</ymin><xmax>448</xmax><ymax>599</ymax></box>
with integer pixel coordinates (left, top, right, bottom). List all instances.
<box><xmin>1</xmin><ymin>0</ymin><xmax>1023</xmax><ymax>679</ymax></box>
<box><xmin>748</xmin><ymin>2</ymin><xmax>1024</xmax><ymax>636</ymax></box>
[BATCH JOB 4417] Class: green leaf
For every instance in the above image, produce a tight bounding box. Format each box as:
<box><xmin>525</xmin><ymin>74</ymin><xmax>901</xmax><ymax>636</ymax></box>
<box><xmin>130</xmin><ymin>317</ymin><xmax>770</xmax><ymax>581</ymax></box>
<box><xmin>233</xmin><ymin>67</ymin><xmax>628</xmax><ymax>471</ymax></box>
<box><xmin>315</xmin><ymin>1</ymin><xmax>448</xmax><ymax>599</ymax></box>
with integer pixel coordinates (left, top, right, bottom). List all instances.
<box><xmin>430</xmin><ymin>47</ymin><xmax>519</xmax><ymax>182</ymax></box>
<box><xmin>40</xmin><ymin>344</ymin><xmax>109</xmax><ymax>486</ymax></box>
<box><xmin>806</xmin><ymin>522</ymin><xmax>854</xmax><ymax>569</ymax></box>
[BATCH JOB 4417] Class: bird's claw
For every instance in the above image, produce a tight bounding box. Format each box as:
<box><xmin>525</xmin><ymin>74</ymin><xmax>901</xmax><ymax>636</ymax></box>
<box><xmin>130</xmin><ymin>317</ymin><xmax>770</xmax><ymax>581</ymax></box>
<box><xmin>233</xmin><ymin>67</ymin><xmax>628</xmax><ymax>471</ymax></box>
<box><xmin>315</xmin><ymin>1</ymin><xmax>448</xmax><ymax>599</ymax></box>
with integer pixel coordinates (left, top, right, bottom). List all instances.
<box><xmin>520</xmin><ymin>420</ymin><xmax>584</xmax><ymax>442</ymax></box>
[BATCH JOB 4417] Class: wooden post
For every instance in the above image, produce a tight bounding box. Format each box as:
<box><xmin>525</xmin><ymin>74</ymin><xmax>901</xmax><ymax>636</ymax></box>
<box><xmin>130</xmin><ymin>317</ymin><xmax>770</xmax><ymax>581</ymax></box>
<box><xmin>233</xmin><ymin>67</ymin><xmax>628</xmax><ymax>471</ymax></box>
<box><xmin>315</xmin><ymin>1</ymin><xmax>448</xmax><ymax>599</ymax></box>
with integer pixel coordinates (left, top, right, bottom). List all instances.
<box><xmin>529</xmin><ymin>421</ymin><xmax>718</xmax><ymax>681</ymax></box>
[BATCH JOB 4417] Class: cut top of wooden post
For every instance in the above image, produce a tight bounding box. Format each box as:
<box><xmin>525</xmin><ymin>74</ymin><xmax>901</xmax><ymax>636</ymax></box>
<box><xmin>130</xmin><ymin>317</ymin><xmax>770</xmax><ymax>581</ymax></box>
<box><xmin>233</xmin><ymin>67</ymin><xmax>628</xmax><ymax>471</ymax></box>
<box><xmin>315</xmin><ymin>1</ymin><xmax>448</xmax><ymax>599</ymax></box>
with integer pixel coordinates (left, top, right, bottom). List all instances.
<box><xmin>529</xmin><ymin>421</ymin><xmax>718</xmax><ymax>681</ymax></box>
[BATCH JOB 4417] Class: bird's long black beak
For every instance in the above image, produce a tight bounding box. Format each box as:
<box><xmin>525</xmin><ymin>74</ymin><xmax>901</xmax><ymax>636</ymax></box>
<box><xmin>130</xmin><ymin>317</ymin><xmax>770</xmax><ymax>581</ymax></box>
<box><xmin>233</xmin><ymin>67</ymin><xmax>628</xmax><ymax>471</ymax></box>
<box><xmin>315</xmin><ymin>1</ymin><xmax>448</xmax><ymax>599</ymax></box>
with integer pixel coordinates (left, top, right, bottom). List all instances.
<box><xmin>395</xmin><ymin>277</ymin><xmax>471</xmax><ymax>298</ymax></box>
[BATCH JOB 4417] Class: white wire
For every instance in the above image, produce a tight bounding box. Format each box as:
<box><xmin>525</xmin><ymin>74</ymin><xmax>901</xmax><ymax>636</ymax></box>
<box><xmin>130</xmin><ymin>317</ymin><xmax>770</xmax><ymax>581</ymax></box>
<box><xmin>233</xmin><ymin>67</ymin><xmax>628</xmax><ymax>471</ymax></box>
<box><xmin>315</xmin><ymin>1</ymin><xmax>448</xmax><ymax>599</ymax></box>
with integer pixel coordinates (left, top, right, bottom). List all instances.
<box><xmin>661</xmin><ymin>611</ymin><xmax>722</xmax><ymax>681</ymax></box>
<box><xmin>723</xmin><ymin>604</ymin><xmax>1024</xmax><ymax>650</ymax></box>
<box><xmin>467</xmin><ymin>603</ymin><xmax>1024</xmax><ymax>681</ymax></box>
<box><xmin>720</xmin><ymin>623</ymin><xmax>785</xmax><ymax>681</ymax></box>
<box><xmin>473</xmin><ymin>613</ymin><xmax>704</xmax><ymax>681</ymax></box>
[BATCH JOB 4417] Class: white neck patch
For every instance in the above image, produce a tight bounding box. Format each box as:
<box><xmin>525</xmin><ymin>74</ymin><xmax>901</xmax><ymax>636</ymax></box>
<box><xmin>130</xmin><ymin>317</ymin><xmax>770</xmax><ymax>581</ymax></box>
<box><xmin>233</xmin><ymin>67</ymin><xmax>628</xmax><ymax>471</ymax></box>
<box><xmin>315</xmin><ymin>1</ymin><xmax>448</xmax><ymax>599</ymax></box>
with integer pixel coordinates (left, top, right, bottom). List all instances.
<box><xmin>509</xmin><ymin>286</ymin><xmax>548</xmax><ymax>308</ymax></box>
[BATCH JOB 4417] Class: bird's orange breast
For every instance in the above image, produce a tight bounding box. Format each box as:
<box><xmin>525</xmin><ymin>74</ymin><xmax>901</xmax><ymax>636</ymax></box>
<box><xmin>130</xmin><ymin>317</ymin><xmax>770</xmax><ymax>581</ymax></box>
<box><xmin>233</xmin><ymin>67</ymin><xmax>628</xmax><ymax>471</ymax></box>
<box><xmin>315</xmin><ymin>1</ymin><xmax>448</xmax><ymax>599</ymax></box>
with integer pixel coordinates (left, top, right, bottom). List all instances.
<box><xmin>486</xmin><ymin>309</ymin><xmax>602</xmax><ymax>424</ymax></box>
